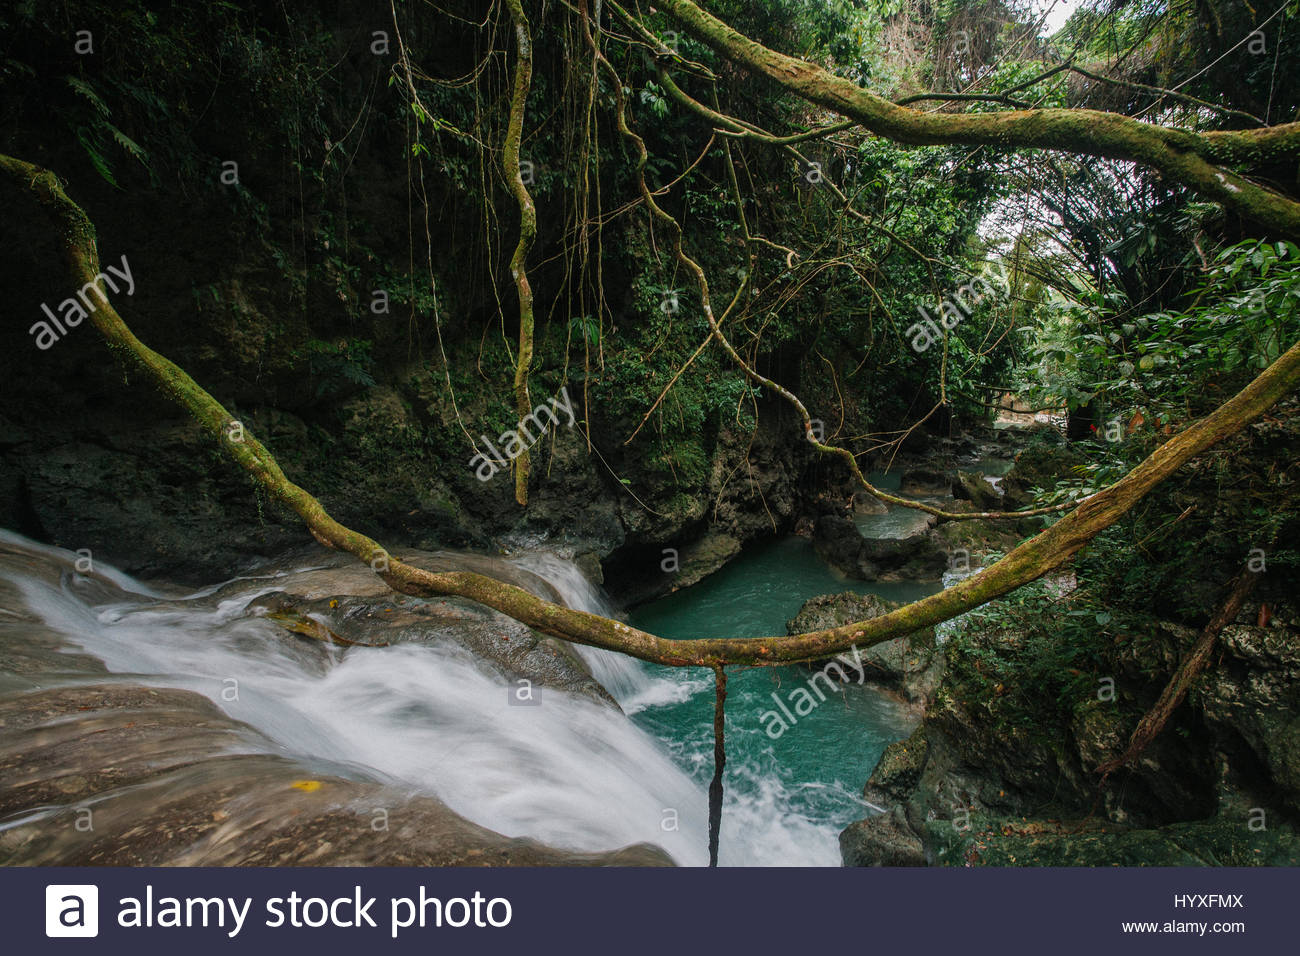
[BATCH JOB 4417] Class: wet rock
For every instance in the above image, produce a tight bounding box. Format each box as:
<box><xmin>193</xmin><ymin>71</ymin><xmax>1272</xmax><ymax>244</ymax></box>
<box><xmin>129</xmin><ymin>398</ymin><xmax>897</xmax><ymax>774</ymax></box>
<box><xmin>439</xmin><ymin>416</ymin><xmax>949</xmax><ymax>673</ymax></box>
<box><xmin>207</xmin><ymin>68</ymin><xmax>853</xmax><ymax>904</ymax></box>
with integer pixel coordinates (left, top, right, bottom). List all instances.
<box><xmin>1198</xmin><ymin>624</ymin><xmax>1300</xmax><ymax>812</ymax></box>
<box><xmin>15</xmin><ymin>437</ymin><xmax>308</xmax><ymax>582</ymax></box>
<box><xmin>672</xmin><ymin>532</ymin><xmax>742</xmax><ymax>590</ymax></box>
<box><xmin>0</xmin><ymin>532</ymin><xmax>672</xmax><ymax>867</ymax></box>
<box><xmin>840</xmin><ymin>807</ymin><xmax>927</xmax><ymax>866</ymax></box>
<box><xmin>999</xmin><ymin>438</ymin><xmax>1085</xmax><ymax>509</ymax></box>
<box><xmin>240</xmin><ymin>550</ymin><xmax>615</xmax><ymax>707</ymax></box>
<box><xmin>812</xmin><ymin>516</ymin><xmax>948</xmax><ymax>582</ymax></box>
<box><xmin>922</xmin><ymin>811</ymin><xmax>1300</xmax><ymax>867</ymax></box>
<box><xmin>928</xmin><ymin>517</ymin><xmax>1027</xmax><ymax>562</ymax></box>
<box><xmin>899</xmin><ymin>467</ymin><xmax>951</xmax><ymax>496</ymax></box>
<box><xmin>812</xmin><ymin>515</ymin><xmax>871</xmax><ymax>577</ymax></box>
<box><xmin>951</xmin><ymin>470</ymin><xmax>1002</xmax><ymax>510</ymax></box>
<box><xmin>851</xmin><ymin>492</ymin><xmax>888</xmax><ymax>516</ymax></box>
<box><xmin>0</xmin><ymin>684</ymin><xmax>671</xmax><ymax>867</ymax></box>
<box><xmin>839</xmin><ymin>609</ymin><xmax>1300</xmax><ymax>867</ymax></box>
<box><xmin>514</xmin><ymin>422</ymin><xmax>628</xmax><ymax>559</ymax></box>
<box><xmin>863</xmin><ymin>728</ymin><xmax>930</xmax><ymax>808</ymax></box>
<box><xmin>787</xmin><ymin>592</ymin><xmax>943</xmax><ymax>706</ymax></box>
<box><xmin>861</xmin><ymin>534</ymin><xmax>949</xmax><ymax>581</ymax></box>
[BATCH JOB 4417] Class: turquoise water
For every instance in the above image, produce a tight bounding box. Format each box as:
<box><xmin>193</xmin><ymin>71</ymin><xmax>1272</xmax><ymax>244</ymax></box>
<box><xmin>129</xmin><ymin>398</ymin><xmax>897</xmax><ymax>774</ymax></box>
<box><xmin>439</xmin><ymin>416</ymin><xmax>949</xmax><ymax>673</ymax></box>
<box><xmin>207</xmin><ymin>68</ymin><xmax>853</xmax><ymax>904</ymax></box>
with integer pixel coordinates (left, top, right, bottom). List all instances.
<box><xmin>628</xmin><ymin>535</ymin><xmax>940</xmax><ymax>865</ymax></box>
<box><xmin>853</xmin><ymin>462</ymin><xmax>1012</xmax><ymax>537</ymax></box>
<box><xmin>854</xmin><ymin>468</ymin><xmax>944</xmax><ymax>539</ymax></box>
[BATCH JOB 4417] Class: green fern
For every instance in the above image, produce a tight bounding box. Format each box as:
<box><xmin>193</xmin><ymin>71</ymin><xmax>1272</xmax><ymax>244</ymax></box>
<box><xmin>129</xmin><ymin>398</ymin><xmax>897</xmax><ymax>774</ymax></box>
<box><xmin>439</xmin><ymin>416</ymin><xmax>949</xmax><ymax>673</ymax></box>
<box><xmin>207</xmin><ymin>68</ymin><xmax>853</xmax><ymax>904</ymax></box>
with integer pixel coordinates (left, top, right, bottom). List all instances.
<box><xmin>64</xmin><ymin>75</ymin><xmax>151</xmax><ymax>187</ymax></box>
<box><xmin>65</xmin><ymin>75</ymin><xmax>109</xmax><ymax>116</ymax></box>
<box><xmin>75</xmin><ymin>127</ymin><xmax>118</xmax><ymax>187</ymax></box>
<box><xmin>107</xmin><ymin>123</ymin><xmax>148</xmax><ymax>163</ymax></box>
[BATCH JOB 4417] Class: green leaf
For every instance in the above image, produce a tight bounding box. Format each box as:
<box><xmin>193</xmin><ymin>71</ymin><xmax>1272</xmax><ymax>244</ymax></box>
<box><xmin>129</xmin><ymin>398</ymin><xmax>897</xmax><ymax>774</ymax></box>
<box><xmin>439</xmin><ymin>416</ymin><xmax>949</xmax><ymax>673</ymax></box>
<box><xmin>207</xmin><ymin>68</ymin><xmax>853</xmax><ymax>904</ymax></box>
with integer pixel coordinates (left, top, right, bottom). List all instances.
<box><xmin>106</xmin><ymin>124</ymin><xmax>147</xmax><ymax>163</ymax></box>
<box><xmin>65</xmin><ymin>75</ymin><xmax>110</xmax><ymax>116</ymax></box>
<box><xmin>75</xmin><ymin>127</ymin><xmax>118</xmax><ymax>188</ymax></box>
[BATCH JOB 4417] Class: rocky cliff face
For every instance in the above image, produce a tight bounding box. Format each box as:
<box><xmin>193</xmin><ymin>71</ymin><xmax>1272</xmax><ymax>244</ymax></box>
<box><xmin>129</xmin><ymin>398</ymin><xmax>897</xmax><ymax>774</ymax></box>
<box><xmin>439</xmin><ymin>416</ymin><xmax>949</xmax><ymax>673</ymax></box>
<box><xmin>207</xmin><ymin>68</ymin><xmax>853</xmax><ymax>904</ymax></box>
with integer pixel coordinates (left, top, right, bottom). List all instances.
<box><xmin>0</xmin><ymin>301</ymin><xmax>818</xmax><ymax>594</ymax></box>
<box><xmin>840</xmin><ymin>607</ymin><xmax>1300</xmax><ymax>867</ymax></box>
<box><xmin>0</xmin><ymin>1</ymin><xmax>836</xmax><ymax>598</ymax></box>
<box><xmin>835</xmin><ymin>407</ymin><xmax>1300</xmax><ymax>867</ymax></box>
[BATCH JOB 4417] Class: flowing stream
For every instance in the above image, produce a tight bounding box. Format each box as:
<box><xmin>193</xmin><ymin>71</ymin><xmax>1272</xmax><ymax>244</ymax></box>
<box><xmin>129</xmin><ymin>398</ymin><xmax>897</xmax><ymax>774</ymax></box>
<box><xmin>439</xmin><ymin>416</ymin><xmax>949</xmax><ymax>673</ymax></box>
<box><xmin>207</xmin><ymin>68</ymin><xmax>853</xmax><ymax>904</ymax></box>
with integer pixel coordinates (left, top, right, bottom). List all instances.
<box><xmin>0</xmin><ymin>527</ymin><xmax>938</xmax><ymax>866</ymax></box>
<box><xmin>628</xmin><ymin>536</ymin><xmax>938</xmax><ymax>864</ymax></box>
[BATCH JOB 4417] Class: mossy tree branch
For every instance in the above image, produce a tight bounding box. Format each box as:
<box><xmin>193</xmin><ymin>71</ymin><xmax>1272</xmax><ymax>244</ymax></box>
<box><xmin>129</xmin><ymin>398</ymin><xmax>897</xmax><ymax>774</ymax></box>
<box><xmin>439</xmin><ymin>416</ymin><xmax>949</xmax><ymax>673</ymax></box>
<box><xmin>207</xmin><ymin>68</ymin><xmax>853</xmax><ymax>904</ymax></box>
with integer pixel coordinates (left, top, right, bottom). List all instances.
<box><xmin>503</xmin><ymin>0</ymin><xmax>538</xmax><ymax>506</ymax></box>
<box><xmin>599</xmin><ymin>24</ymin><xmax>1082</xmax><ymax>522</ymax></box>
<box><xmin>653</xmin><ymin>0</ymin><xmax>1300</xmax><ymax>240</ymax></box>
<box><xmin>4</xmin><ymin>152</ymin><xmax>1300</xmax><ymax>670</ymax></box>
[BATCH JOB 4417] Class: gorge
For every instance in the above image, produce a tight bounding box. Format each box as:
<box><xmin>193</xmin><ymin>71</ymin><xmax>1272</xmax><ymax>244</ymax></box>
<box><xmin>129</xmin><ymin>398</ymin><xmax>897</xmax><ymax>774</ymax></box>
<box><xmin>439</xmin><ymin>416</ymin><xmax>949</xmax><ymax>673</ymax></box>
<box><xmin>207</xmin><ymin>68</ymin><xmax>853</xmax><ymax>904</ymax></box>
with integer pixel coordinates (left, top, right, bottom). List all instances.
<box><xmin>1</xmin><ymin>0</ymin><xmax>1298</xmax><ymax>871</ymax></box>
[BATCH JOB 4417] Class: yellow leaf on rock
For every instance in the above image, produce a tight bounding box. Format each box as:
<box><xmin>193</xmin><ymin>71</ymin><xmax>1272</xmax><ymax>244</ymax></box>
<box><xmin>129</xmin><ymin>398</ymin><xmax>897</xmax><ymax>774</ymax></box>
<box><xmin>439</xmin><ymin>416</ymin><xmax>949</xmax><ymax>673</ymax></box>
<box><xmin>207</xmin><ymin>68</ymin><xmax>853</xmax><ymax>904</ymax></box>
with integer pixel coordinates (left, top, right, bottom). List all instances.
<box><xmin>291</xmin><ymin>780</ymin><xmax>323</xmax><ymax>792</ymax></box>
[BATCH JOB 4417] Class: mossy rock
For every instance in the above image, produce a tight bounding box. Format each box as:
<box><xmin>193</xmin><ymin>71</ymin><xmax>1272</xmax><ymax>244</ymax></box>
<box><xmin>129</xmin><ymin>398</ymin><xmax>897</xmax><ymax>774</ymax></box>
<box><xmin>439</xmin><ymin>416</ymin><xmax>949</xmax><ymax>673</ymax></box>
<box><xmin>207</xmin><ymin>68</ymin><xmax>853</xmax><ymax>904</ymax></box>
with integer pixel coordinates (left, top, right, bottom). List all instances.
<box><xmin>1001</xmin><ymin>440</ymin><xmax>1087</xmax><ymax>509</ymax></box>
<box><xmin>929</xmin><ymin>813</ymin><xmax>1300</xmax><ymax>866</ymax></box>
<box><xmin>864</xmin><ymin>725</ymin><xmax>929</xmax><ymax>806</ymax></box>
<box><xmin>789</xmin><ymin>592</ymin><xmax>941</xmax><ymax>703</ymax></box>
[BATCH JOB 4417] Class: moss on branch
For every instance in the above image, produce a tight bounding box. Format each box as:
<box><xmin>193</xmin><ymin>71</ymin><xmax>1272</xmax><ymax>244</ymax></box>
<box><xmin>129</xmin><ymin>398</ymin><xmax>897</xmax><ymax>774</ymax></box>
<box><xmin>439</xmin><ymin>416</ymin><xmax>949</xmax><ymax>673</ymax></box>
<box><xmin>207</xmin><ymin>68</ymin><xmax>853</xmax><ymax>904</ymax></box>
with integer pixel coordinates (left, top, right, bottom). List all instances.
<box><xmin>654</xmin><ymin>0</ymin><xmax>1300</xmax><ymax>239</ymax></box>
<box><xmin>4</xmin><ymin>151</ymin><xmax>1299</xmax><ymax>670</ymax></box>
<box><xmin>503</xmin><ymin>0</ymin><xmax>538</xmax><ymax>506</ymax></box>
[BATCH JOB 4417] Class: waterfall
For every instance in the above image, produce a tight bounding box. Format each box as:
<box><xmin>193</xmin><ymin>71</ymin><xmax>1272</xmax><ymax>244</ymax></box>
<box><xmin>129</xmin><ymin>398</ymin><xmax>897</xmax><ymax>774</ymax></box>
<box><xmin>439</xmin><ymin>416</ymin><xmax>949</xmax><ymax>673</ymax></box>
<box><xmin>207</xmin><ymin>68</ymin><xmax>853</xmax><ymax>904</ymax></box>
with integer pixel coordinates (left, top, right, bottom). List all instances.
<box><xmin>504</xmin><ymin>550</ymin><xmax>660</xmax><ymax>706</ymax></box>
<box><xmin>0</xmin><ymin>530</ymin><xmax>711</xmax><ymax>865</ymax></box>
<box><xmin>0</xmin><ymin>530</ymin><xmax>874</xmax><ymax>866</ymax></box>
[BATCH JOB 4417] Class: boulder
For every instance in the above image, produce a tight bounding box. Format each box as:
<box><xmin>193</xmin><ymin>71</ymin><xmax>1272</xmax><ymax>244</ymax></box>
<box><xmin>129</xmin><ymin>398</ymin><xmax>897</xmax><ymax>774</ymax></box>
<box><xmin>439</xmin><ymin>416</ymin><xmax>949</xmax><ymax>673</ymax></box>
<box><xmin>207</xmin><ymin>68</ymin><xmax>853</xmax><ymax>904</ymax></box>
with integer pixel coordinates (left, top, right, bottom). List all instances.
<box><xmin>861</xmin><ymin>533</ymin><xmax>950</xmax><ymax>581</ymax></box>
<box><xmin>899</xmin><ymin>466</ymin><xmax>951</xmax><ymax>495</ymax></box>
<box><xmin>812</xmin><ymin>515</ymin><xmax>873</xmax><ymax>578</ymax></box>
<box><xmin>787</xmin><ymin>592</ymin><xmax>943</xmax><ymax>705</ymax></box>
<box><xmin>240</xmin><ymin>550</ymin><xmax>616</xmax><ymax>707</ymax></box>
<box><xmin>1198</xmin><ymin>624</ymin><xmax>1300</xmax><ymax>812</ymax></box>
<box><xmin>951</xmin><ymin>470</ymin><xmax>1002</xmax><ymax>510</ymax></box>
<box><xmin>840</xmin><ymin>807</ymin><xmax>927</xmax><ymax>866</ymax></box>
<box><xmin>999</xmin><ymin>438</ymin><xmax>1084</xmax><ymax>509</ymax></box>
<box><xmin>863</xmin><ymin>727</ymin><xmax>930</xmax><ymax>808</ymax></box>
<box><xmin>673</xmin><ymin>532</ymin><xmax>742</xmax><ymax>590</ymax></box>
<box><xmin>851</xmin><ymin>492</ymin><xmax>888</xmax><ymax>516</ymax></box>
<box><xmin>813</xmin><ymin>515</ymin><xmax>951</xmax><ymax>582</ymax></box>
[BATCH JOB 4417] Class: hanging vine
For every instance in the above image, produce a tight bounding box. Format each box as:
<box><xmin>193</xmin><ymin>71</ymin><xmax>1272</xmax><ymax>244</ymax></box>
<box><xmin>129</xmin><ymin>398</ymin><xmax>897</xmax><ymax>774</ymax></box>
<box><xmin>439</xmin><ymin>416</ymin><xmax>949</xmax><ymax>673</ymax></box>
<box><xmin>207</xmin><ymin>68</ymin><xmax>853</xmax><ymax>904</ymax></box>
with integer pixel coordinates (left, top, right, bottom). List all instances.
<box><xmin>503</xmin><ymin>0</ymin><xmax>539</xmax><ymax>506</ymax></box>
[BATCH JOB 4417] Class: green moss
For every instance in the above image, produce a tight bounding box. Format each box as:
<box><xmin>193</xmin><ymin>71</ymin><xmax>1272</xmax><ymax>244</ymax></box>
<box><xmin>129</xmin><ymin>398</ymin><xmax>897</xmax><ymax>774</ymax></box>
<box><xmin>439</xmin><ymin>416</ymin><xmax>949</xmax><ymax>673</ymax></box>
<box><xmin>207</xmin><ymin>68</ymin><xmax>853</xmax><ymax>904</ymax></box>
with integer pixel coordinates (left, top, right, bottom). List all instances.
<box><xmin>933</xmin><ymin>813</ymin><xmax>1300</xmax><ymax>867</ymax></box>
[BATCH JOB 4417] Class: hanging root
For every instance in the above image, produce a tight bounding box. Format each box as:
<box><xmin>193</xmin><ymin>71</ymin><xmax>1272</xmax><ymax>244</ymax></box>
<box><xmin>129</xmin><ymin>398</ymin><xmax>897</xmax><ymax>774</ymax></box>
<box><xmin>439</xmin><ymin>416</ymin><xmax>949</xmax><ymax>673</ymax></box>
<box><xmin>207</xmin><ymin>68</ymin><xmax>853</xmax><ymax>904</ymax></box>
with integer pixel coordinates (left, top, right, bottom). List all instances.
<box><xmin>503</xmin><ymin>0</ymin><xmax>538</xmax><ymax>506</ymax></box>
<box><xmin>708</xmin><ymin>664</ymin><xmax>727</xmax><ymax>867</ymax></box>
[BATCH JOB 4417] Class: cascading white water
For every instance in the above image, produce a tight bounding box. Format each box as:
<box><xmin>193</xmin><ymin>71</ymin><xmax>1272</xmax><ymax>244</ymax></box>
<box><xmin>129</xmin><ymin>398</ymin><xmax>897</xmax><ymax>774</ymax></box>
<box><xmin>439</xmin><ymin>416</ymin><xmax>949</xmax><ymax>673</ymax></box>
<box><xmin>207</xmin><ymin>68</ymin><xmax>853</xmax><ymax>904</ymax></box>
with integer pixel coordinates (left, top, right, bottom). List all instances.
<box><xmin>0</xmin><ymin>530</ymin><xmax>845</xmax><ymax>866</ymax></box>
<box><xmin>504</xmin><ymin>550</ymin><xmax>663</xmax><ymax>708</ymax></box>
